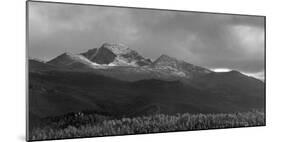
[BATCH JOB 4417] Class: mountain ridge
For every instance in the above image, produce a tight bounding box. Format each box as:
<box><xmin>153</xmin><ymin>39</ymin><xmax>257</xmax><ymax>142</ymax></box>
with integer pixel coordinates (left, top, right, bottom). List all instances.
<box><xmin>45</xmin><ymin>42</ymin><xmax>216</xmax><ymax>80</ymax></box>
<box><xmin>28</xmin><ymin>42</ymin><xmax>265</xmax><ymax>119</ymax></box>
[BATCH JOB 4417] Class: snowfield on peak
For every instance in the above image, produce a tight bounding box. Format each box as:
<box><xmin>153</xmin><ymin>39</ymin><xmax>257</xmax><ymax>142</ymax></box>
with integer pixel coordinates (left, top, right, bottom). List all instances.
<box><xmin>101</xmin><ymin>43</ymin><xmax>132</xmax><ymax>55</ymax></box>
<box><xmin>109</xmin><ymin>56</ymin><xmax>139</xmax><ymax>67</ymax></box>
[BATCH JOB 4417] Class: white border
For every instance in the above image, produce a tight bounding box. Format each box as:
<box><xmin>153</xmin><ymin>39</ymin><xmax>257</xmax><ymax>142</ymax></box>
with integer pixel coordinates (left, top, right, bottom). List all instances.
<box><xmin>1</xmin><ymin>0</ymin><xmax>281</xmax><ymax>142</ymax></box>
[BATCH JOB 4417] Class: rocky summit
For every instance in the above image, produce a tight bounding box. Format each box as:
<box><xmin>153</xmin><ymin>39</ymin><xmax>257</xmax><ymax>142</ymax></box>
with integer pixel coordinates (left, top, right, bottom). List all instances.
<box><xmin>79</xmin><ymin>43</ymin><xmax>152</xmax><ymax>66</ymax></box>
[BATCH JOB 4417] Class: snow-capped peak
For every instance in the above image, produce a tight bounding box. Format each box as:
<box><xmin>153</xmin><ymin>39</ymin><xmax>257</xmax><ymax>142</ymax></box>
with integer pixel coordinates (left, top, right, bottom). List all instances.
<box><xmin>46</xmin><ymin>45</ymin><xmax>212</xmax><ymax>79</ymax></box>
<box><xmin>80</xmin><ymin>42</ymin><xmax>152</xmax><ymax>67</ymax></box>
<box><xmin>101</xmin><ymin>43</ymin><xmax>132</xmax><ymax>55</ymax></box>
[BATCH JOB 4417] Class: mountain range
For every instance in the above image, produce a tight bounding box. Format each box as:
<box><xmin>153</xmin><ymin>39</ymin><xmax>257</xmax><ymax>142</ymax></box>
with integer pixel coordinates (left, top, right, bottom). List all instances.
<box><xmin>28</xmin><ymin>42</ymin><xmax>265</xmax><ymax>120</ymax></box>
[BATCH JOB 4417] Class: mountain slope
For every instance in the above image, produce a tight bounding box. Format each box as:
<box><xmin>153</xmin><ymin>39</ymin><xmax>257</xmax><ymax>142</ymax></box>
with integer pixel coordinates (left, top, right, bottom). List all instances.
<box><xmin>191</xmin><ymin>71</ymin><xmax>264</xmax><ymax>98</ymax></box>
<box><xmin>47</xmin><ymin>52</ymin><xmax>114</xmax><ymax>70</ymax></box>
<box><xmin>28</xmin><ymin>68</ymin><xmax>264</xmax><ymax>119</ymax></box>
<box><xmin>29</xmin><ymin>59</ymin><xmax>58</xmax><ymax>71</ymax></box>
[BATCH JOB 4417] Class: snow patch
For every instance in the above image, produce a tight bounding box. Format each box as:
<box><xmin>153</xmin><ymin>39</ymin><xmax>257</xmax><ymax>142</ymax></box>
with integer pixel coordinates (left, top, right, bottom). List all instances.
<box><xmin>211</xmin><ymin>68</ymin><xmax>232</xmax><ymax>72</ymax></box>
<box><xmin>109</xmin><ymin>56</ymin><xmax>139</xmax><ymax>67</ymax></box>
<box><xmin>102</xmin><ymin>43</ymin><xmax>132</xmax><ymax>55</ymax></box>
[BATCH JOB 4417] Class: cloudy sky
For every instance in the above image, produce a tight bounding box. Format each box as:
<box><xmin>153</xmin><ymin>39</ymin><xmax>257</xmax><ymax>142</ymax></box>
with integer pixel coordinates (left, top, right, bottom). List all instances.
<box><xmin>28</xmin><ymin>1</ymin><xmax>265</xmax><ymax>80</ymax></box>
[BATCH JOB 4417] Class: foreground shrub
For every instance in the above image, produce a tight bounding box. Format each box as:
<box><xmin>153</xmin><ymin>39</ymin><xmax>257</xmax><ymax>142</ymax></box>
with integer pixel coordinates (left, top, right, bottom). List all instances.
<box><xmin>30</xmin><ymin>110</ymin><xmax>265</xmax><ymax>140</ymax></box>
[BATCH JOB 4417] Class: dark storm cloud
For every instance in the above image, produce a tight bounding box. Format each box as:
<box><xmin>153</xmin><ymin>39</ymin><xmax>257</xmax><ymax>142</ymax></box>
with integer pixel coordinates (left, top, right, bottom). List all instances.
<box><xmin>28</xmin><ymin>1</ymin><xmax>265</xmax><ymax>78</ymax></box>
